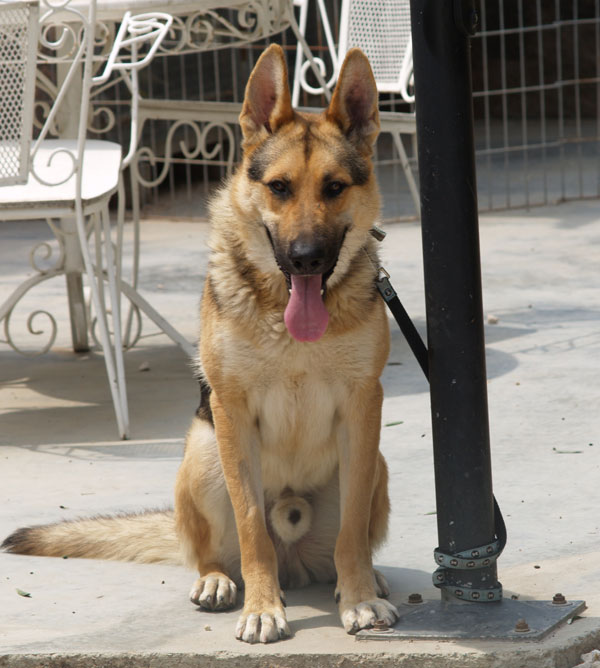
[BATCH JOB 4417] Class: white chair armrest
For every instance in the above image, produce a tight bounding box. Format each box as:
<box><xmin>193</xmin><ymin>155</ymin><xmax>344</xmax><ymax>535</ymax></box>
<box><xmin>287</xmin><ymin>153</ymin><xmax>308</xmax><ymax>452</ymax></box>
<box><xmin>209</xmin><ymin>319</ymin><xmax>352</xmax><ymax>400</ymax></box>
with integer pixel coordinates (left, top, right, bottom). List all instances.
<box><xmin>93</xmin><ymin>11</ymin><xmax>173</xmax><ymax>85</ymax></box>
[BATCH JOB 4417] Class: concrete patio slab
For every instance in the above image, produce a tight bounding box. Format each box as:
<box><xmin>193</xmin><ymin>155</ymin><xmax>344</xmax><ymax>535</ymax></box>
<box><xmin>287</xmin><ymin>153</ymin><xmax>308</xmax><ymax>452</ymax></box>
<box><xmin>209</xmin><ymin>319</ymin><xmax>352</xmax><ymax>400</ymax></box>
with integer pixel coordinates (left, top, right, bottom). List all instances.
<box><xmin>1</xmin><ymin>200</ymin><xmax>600</xmax><ymax>667</ymax></box>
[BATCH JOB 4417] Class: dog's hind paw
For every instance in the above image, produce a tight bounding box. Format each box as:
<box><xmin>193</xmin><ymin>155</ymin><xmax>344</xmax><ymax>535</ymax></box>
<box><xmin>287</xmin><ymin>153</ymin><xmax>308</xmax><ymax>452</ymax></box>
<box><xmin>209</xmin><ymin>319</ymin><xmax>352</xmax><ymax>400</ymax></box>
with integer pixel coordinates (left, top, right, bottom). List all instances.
<box><xmin>189</xmin><ymin>573</ymin><xmax>237</xmax><ymax>610</ymax></box>
<box><xmin>340</xmin><ymin>598</ymin><xmax>399</xmax><ymax>634</ymax></box>
<box><xmin>235</xmin><ymin>608</ymin><xmax>291</xmax><ymax>644</ymax></box>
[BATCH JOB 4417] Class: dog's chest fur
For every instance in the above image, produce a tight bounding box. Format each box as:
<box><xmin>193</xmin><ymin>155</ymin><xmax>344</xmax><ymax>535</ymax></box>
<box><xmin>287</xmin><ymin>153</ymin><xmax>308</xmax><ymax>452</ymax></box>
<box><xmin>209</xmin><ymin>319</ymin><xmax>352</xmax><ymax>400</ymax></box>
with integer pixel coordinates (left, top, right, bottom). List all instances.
<box><xmin>221</xmin><ymin>329</ymin><xmax>379</xmax><ymax>495</ymax></box>
<box><xmin>252</xmin><ymin>364</ymin><xmax>340</xmax><ymax>494</ymax></box>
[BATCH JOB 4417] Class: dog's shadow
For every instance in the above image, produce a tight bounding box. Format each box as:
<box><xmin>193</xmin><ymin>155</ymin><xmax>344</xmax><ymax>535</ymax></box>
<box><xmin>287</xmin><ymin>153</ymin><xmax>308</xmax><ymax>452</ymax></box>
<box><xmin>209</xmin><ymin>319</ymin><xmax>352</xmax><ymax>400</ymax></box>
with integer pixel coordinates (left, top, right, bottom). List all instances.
<box><xmin>278</xmin><ymin>566</ymin><xmax>431</xmax><ymax>636</ymax></box>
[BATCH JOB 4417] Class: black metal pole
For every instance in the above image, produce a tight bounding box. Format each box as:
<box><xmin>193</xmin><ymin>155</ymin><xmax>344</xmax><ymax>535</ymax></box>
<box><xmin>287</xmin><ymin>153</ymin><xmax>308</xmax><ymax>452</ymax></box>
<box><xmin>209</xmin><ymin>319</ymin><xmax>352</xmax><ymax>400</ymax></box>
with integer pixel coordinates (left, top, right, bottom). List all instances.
<box><xmin>409</xmin><ymin>0</ymin><xmax>500</xmax><ymax>599</ymax></box>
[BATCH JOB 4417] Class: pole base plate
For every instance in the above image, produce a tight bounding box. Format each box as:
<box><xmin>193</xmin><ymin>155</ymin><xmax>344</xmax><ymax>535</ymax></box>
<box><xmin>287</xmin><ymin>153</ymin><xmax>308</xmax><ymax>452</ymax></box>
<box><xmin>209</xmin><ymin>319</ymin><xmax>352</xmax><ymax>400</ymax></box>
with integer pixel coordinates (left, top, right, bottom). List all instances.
<box><xmin>356</xmin><ymin>598</ymin><xmax>586</xmax><ymax>642</ymax></box>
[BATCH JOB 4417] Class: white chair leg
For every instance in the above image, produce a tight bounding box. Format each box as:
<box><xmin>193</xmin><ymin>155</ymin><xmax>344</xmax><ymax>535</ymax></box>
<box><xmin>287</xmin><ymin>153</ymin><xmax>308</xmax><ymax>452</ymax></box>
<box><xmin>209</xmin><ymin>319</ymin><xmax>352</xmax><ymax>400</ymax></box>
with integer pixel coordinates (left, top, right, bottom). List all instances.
<box><xmin>100</xmin><ymin>203</ymin><xmax>129</xmax><ymax>430</ymax></box>
<box><xmin>122</xmin><ymin>170</ymin><xmax>142</xmax><ymax>348</ymax></box>
<box><xmin>391</xmin><ymin>131</ymin><xmax>421</xmax><ymax>217</ymax></box>
<box><xmin>60</xmin><ymin>215</ymin><xmax>90</xmax><ymax>352</ymax></box>
<box><xmin>75</xmin><ymin>203</ymin><xmax>130</xmax><ymax>439</ymax></box>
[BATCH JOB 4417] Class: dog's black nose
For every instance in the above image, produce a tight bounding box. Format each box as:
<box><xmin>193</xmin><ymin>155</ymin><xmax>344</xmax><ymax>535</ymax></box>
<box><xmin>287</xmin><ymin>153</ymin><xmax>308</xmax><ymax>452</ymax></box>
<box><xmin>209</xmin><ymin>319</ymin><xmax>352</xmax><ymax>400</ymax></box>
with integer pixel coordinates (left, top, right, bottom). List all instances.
<box><xmin>288</xmin><ymin>238</ymin><xmax>328</xmax><ymax>274</ymax></box>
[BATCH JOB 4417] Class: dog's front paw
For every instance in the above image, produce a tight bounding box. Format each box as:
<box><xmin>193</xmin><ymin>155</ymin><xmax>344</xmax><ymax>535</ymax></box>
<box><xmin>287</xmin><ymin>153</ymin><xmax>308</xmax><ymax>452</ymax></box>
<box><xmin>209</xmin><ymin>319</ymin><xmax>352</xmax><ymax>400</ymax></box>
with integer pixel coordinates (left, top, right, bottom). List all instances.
<box><xmin>339</xmin><ymin>598</ymin><xmax>399</xmax><ymax>634</ymax></box>
<box><xmin>189</xmin><ymin>573</ymin><xmax>237</xmax><ymax>610</ymax></box>
<box><xmin>235</xmin><ymin>606</ymin><xmax>291</xmax><ymax>643</ymax></box>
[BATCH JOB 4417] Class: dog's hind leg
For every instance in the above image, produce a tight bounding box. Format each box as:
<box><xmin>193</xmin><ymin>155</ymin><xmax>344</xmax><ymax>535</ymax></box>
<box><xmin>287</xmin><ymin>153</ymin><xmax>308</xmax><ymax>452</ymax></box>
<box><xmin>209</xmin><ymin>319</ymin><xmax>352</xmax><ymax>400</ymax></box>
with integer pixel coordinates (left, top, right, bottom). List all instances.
<box><xmin>369</xmin><ymin>453</ymin><xmax>392</xmax><ymax>599</ymax></box>
<box><xmin>175</xmin><ymin>416</ymin><xmax>240</xmax><ymax>611</ymax></box>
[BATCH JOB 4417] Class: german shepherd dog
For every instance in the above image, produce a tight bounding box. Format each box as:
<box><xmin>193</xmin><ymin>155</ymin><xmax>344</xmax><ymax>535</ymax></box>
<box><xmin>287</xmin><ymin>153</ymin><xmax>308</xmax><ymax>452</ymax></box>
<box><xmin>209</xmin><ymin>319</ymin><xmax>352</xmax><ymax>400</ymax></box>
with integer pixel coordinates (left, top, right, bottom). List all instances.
<box><xmin>2</xmin><ymin>44</ymin><xmax>399</xmax><ymax>643</ymax></box>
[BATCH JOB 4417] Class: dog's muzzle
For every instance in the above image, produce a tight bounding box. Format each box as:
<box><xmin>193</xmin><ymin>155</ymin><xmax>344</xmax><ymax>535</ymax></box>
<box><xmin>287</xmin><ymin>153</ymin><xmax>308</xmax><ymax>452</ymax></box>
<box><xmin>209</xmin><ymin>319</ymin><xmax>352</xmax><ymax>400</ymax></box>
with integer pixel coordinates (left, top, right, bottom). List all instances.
<box><xmin>264</xmin><ymin>226</ymin><xmax>347</xmax><ymax>342</ymax></box>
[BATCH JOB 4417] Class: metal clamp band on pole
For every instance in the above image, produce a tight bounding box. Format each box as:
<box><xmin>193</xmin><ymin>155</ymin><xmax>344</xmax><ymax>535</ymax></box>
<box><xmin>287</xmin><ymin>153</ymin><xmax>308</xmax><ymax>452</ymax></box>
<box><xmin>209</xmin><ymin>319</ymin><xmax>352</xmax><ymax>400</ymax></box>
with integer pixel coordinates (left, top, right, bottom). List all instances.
<box><xmin>433</xmin><ymin>497</ymin><xmax>507</xmax><ymax>602</ymax></box>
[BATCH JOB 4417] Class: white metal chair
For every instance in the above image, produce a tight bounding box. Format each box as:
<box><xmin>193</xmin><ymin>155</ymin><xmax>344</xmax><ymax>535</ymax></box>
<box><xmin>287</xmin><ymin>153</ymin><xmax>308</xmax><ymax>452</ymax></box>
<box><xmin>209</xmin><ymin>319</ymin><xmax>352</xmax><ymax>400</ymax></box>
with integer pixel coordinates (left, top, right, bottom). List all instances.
<box><xmin>0</xmin><ymin>0</ymin><xmax>38</xmax><ymax>185</ymax></box>
<box><xmin>291</xmin><ymin>0</ymin><xmax>420</xmax><ymax>215</ymax></box>
<box><xmin>0</xmin><ymin>0</ymin><xmax>172</xmax><ymax>439</ymax></box>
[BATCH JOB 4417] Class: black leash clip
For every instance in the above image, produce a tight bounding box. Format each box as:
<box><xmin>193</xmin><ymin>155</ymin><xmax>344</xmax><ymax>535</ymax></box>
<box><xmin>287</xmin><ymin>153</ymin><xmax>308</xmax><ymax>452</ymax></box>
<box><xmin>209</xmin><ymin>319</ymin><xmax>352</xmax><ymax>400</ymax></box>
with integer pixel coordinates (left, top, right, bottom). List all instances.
<box><xmin>375</xmin><ymin>267</ymin><xmax>398</xmax><ymax>303</ymax></box>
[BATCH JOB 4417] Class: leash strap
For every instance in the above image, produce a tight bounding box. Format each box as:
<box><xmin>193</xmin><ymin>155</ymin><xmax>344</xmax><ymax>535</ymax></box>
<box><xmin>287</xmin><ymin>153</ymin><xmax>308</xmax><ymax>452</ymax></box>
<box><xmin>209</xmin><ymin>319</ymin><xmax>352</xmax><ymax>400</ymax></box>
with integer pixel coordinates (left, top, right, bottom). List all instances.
<box><xmin>374</xmin><ymin>270</ymin><xmax>430</xmax><ymax>380</ymax></box>
<box><xmin>369</xmin><ymin>227</ymin><xmax>506</xmax><ymax>602</ymax></box>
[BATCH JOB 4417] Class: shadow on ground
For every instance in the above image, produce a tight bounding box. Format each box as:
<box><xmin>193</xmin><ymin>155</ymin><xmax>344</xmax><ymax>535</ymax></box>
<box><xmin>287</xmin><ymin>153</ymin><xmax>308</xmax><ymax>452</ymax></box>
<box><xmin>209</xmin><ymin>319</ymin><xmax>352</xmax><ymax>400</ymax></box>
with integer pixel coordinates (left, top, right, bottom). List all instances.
<box><xmin>0</xmin><ymin>344</ymin><xmax>198</xmax><ymax>445</ymax></box>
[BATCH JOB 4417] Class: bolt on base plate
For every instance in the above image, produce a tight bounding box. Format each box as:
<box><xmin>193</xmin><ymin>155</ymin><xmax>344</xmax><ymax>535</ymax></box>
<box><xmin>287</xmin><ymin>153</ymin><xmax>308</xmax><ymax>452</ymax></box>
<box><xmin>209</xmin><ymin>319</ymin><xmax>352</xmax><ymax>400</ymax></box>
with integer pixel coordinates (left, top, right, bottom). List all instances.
<box><xmin>356</xmin><ymin>598</ymin><xmax>586</xmax><ymax>642</ymax></box>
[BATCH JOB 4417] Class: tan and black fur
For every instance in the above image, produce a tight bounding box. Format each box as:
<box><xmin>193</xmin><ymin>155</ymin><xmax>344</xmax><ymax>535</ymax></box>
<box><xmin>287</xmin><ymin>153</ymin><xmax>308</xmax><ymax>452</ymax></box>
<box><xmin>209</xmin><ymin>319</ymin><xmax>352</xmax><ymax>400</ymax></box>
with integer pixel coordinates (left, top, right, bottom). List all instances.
<box><xmin>3</xmin><ymin>45</ymin><xmax>399</xmax><ymax>643</ymax></box>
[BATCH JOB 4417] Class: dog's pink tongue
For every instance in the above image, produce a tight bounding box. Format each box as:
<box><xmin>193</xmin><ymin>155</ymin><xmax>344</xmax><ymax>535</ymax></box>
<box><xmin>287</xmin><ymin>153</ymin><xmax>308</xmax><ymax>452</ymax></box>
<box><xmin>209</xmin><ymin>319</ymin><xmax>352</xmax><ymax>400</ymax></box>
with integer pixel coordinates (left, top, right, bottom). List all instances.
<box><xmin>284</xmin><ymin>274</ymin><xmax>329</xmax><ymax>342</ymax></box>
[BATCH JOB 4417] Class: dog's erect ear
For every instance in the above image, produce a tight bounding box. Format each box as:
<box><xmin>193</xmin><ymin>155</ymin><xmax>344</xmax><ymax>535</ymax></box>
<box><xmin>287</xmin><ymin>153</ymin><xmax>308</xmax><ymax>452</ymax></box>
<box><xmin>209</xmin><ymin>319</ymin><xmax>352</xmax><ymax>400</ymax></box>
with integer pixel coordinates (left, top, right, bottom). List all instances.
<box><xmin>240</xmin><ymin>44</ymin><xmax>294</xmax><ymax>144</ymax></box>
<box><xmin>326</xmin><ymin>48</ymin><xmax>380</xmax><ymax>151</ymax></box>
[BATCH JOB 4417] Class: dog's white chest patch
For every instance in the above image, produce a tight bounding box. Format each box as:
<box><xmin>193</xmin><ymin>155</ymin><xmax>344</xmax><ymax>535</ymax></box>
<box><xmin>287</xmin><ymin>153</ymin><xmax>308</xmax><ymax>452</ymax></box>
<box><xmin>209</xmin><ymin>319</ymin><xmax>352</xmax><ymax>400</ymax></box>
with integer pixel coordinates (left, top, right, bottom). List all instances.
<box><xmin>250</xmin><ymin>373</ymin><xmax>341</xmax><ymax>493</ymax></box>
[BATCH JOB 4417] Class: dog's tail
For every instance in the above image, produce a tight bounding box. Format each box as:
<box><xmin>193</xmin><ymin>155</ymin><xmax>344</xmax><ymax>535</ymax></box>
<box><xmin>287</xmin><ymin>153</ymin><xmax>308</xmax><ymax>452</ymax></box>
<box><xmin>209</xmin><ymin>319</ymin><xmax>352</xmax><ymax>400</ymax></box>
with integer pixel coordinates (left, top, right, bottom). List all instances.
<box><xmin>1</xmin><ymin>510</ymin><xmax>183</xmax><ymax>565</ymax></box>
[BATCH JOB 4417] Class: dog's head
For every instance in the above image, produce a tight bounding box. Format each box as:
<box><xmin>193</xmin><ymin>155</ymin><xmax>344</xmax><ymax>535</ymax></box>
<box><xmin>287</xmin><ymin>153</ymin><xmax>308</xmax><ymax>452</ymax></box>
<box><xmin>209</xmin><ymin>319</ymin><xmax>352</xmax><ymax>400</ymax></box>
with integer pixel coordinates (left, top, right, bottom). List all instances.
<box><xmin>239</xmin><ymin>44</ymin><xmax>380</xmax><ymax>342</ymax></box>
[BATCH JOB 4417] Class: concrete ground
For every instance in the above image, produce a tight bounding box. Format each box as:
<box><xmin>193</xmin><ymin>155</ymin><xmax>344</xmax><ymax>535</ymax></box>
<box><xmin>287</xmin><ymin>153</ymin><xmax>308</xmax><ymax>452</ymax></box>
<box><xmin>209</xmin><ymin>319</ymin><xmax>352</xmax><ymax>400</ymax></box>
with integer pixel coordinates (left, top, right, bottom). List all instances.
<box><xmin>1</xmin><ymin>199</ymin><xmax>599</xmax><ymax>667</ymax></box>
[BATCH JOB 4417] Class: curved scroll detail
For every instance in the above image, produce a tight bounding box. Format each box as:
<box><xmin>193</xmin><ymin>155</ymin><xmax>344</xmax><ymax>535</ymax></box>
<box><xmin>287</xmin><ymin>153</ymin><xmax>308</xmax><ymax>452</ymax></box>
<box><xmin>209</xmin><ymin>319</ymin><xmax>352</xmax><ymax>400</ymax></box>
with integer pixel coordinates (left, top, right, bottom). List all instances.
<box><xmin>91</xmin><ymin>302</ymin><xmax>142</xmax><ymax>351</ymax></box>
<box><xmin>34</xmin><ymin>1</ymin><xmax>289</xmax><ymax>63</ymax></box>
<box><xmin>38</xmin><ymin>20</ymin><xmax>78</xmax><ymax>60</ymax></box>
<box><xmin>298</xmin><ymin>56</ymin><xmax>336</xmax><ymax>97</ymax></box>
<box><xmin>89</xmin><ymin>105</ymin><xmax>116</xmax><ymax>135</ymax></box>
<box><xmin>1</xmin><ymin>218</ymin><xmax>67</xmax><ymax>355</ymax></box>
<box><xmin>29</xmin><ymin>238</ymin><xmax>66</xmax><ymax>274</ymax></box>
<box><xmin>93</xmin><ymin>20</ymin><xmax>113</xmax><ymax>52</ymax></box>
<box><xmin>156</xmin><ymin>0</ymin><xmax>289</xmax><ymax>55</ymax></box>
<box><xmin>134</xmin><ymin>120</ymin><xmax>236</xmax><ymax>189</ymax></box>
<box><xmin>3</xmin><ymin>293</ymin><xmax>59</xmax><ymax>358</ymax></box>
<box><xmin>181</xmin><ymin>121</ymin><xmax>235</xmax><ymax>163</ymax></box>
<box><xmin>26</xmin><ymin>310</ymin><xmax>58</xmax><ymax>354</ymax></box>
<box><xmin>31</xmin><ymin>147</ymin><xmax>77</xmax><ymax>187</ymax></box>
<box><xmin>32</xmin><ymin>100</ymin><xmax>53</xmax><ymax>133</ymax></box>
<box><xmin>122</xmin><ymin>304</ymin><xmax>142</xmax><ymax>350</ymax></box>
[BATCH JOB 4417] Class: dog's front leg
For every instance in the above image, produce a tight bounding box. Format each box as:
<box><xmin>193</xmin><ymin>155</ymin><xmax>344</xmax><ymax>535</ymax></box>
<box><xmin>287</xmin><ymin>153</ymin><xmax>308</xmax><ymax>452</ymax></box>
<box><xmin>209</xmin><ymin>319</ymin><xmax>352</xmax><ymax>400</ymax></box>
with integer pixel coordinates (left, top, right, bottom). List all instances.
<box><xmin>211</xmin><ymin>392</ymin><xmax>289</xmax><ymax>644</ymax></box>
<box><xmin>335</xmin><ymin>381</ymin><xmax>399</xmax><ymax>633</ymax></box>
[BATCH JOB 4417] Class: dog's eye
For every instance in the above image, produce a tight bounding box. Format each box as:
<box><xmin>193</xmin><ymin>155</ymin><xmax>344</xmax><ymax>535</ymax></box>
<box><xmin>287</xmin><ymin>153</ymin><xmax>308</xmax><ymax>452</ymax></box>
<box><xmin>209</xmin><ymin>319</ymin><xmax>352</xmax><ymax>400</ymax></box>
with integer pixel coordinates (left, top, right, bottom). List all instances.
<box><xmin>324</xmin><ymin>181</ymin><xmax>346</xmax><ymax>198</ymax></box>
<box><xmin>268</xmin><ymin>180</ymin><xmax>289</xmax><ymax>196</ymax></box>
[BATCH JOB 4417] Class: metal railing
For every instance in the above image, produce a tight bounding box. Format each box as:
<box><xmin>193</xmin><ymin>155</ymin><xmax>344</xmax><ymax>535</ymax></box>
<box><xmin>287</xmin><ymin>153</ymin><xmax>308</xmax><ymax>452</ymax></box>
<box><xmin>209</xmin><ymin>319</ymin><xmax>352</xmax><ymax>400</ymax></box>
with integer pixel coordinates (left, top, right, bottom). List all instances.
<box><xmin>473</xmin><ymin>0</ymin><xmax>600</xmax><ymax>210</ymax></box>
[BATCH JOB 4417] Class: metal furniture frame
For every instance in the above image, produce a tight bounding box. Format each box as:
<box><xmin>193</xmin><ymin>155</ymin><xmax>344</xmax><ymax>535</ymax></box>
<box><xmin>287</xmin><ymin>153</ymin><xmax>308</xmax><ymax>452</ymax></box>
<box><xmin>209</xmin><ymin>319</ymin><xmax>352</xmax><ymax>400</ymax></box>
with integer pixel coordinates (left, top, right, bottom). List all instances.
<box><xmin>129</xmin><ymin>0</ymin><xmax>330</xmax><ymax>211</ymax></box>
<box><xmin>0</xmin><ymin>0</ymin><xmax>172</xmax><ymax>439</ymax></box>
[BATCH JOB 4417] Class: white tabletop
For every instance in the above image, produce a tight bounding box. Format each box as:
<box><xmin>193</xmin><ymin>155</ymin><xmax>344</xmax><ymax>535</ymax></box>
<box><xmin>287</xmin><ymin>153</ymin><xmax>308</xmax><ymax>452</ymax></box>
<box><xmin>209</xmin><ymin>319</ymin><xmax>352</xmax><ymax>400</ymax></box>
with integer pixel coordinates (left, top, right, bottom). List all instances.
<box><xmin>41</xmin><ymin>0</ymin><xmax>291</xmax><ymax>52</ymax></box>
<box><xmin>71</xmin><ymin>0</ymin><xmax>276</xmax><ymax>22</ymax></box>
